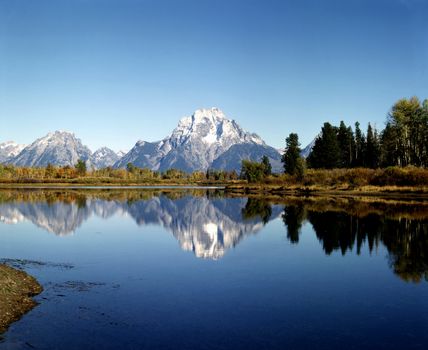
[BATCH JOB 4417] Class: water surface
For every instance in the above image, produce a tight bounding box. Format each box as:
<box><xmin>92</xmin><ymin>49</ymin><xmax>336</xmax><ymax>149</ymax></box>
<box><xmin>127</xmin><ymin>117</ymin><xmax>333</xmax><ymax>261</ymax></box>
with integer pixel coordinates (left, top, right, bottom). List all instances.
<box><xmin>0</xmin><ymin>189</ymin><xmax>427</xmax><ymax>349</ymax></box>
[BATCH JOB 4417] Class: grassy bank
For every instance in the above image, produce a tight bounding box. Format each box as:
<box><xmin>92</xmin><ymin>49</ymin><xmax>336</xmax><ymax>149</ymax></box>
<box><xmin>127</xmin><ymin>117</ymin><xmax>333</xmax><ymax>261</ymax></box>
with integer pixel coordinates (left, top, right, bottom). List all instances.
<box><xmin>227</xmin><ymin>167</ymin><xmax>428</xmax><ymax>196</ymax></box>
<box><xmin>0</xmin><ymin>264</ymin><xmax>43</xmax><ymax>334</ymax></box>
<box><xmin>0</xmin><ymin>166</ymin><xmax>427</xmax><ymax>195</ymax></box>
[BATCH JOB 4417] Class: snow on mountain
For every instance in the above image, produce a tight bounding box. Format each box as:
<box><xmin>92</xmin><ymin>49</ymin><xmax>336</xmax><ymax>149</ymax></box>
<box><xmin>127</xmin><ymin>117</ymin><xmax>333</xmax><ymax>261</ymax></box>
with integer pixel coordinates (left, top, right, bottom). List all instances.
<box><xmin>0</xmin><ymin>141</ymin><xmax>26</xmax><ymax>163</ymax></box>
<box><xmin>10</xmin><ymin>131</ymin><xmax>92</xmax><ymax>167</ymax></box>
<box><xmin>115</xmin><ymin>107</ymin><xmax>281</xmax><ymax>172</ymax></box>
<box><xmin>116</xmin><ymin>150</ymin><xmax>127</xmax><ymax>158</ymax></box>
<box><xmin>90</xmin><ymin>147</ymin><xmax>120</xmax><ymax>169</ymax></box>
<box><xmin>3</xmin><ymin>108</ymin><xmax>284</xmax><ymax>172</ymax></box>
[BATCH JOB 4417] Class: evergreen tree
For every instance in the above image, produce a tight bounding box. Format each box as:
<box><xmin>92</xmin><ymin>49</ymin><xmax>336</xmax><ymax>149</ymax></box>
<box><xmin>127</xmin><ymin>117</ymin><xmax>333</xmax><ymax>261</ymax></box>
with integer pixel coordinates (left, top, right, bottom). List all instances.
<box><xmin>282</xmin><ymin>133</ymin><xmax>302</xmax><ymax>175</ymax></box>
<box><xmin>365</xmin><ymin>123</ymin><xmax>380</xmax><ymax>168</ymax></box>
<box><xmin>337</xmin><ymin>121</ymin><xmax>354</xmax><ymax>168</ymax></box>
<box><xmin>422</xmin><ymin>99</ymin><xmax>428</xmax><ymax>166</ymax></box>
<box><xmin>353</xmin><ymin>122</ymin><xmax>366</xmax><ymax>167</ymax></box>
<box><xmin>307</xmin><ymin>122</ymin><xmax>340</xmax><ymax>169</ymax></box>
<box><xmin>380</xmin><ymin>123</ymin><xmax>399</xmax><ymax>167</ymax></box>
<box><xmin>261</xmin><ymin>155</ymin><xmax>272</xmax><ymax>176</ymax></box>
<box><xmin>75</xmin><ymin>159</ymin><xmax>87</xmax><ymax>176</ymax></box>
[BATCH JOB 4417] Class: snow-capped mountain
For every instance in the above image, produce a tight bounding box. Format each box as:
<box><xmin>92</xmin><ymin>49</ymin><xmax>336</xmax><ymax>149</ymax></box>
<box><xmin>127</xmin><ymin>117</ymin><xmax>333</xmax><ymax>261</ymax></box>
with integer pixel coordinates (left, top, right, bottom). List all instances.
<box><xmin>115</xmin><ymin>108</ymin><xmax>282</xmax><ymax>172</ymax></box>
<box><xmin>0</xmin><ymin>141</ymin><xmax>26</xmax><ymax>163</ymax></box>
<box><xmin>116</xmin><ymin>150</ymin><xmax>127</xmax><ymax>158</ymax></box>
<box><xmin>10</xmin><ymin>131</ymin><xmax>92</xmax><ymax>167</ymax></box>
<box><xmin>90</xmin><ymin>147</ymin><xmax>120</xmax><ymax>169</ymax></box>
<box><xmin>3</xmin><ymin>108</ymin><xmax>284</xmax><ymax>172</ymax></box>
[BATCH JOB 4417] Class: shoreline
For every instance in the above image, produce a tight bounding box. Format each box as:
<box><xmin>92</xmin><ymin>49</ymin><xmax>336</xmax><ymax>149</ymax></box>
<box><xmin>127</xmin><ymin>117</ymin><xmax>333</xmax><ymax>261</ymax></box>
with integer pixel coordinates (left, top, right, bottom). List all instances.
<box><xmin>0</xmin><ymin>182</ymin><xmax>427</xmax><ymax>198</ymax></box>
<box><xmin>0</xmin><ymin>264</ymin><xmax>43</xmax><ymax>334</ymax></box>
<box><xmin>224</xmin><ymin>183</ymin><xmax>428</xmax><ymax>199</ymax></box>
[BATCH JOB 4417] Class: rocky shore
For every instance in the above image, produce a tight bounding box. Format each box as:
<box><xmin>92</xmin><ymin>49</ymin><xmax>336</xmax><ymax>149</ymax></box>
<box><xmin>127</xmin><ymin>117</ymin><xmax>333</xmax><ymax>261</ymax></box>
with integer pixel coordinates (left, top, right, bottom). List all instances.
<box><xmin>0</xmin><ymin>264</ymin><xmax>42</xmax><ymax>334</ymax></box>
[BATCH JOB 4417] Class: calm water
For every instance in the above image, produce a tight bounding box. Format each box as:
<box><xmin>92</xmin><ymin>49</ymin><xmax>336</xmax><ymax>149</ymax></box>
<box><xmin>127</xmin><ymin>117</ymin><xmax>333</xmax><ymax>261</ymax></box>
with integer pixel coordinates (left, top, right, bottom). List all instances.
<box><xmin>0</xmin><ymin>189</ymin><xmax>427</xmax><ymax>349</ymax></box>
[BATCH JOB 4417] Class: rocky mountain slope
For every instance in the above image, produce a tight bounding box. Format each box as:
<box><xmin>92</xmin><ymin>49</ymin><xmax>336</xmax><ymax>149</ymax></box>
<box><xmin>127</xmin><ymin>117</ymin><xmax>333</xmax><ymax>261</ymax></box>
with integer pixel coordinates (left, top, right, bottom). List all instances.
<box><xmin>2</xmin><ymin>108</ymin><xmax>291</xmax><ymax>172</ymax></box>
<box><xmin>0</xmin><ymin>141</ymin><xmax>26</xmax><ymax>163</ymax></box>
<box><xmin>115</xmin><ymin>108</ymin><xmax>282</xmax><ymax>172</ymax></box>
<box><xmin>10</xmin><ymin>131</ymin><xmax>92</xmax><ymax>168</ymax></box>
<box><xmin>90</xmin><ymin>147</ymin><xmax>121</xmax><ymax>169</ymax></box>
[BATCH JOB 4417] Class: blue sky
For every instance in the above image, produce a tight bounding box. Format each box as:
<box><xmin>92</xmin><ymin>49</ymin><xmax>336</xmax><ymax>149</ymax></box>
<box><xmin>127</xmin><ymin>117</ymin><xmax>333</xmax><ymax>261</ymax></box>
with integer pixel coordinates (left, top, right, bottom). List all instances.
<box><xmin>0</xmin><ymin>0</ymin><xmax>427</xmax><ymax>151</ymax></box>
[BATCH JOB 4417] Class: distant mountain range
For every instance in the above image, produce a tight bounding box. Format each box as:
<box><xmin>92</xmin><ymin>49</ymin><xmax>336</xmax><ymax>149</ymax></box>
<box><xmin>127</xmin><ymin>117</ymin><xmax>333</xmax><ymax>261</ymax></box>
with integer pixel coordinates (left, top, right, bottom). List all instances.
<box><xmin>0</xmin><ymin>108</ymin><xmax>313</xmax><ymax>172</ymax></box>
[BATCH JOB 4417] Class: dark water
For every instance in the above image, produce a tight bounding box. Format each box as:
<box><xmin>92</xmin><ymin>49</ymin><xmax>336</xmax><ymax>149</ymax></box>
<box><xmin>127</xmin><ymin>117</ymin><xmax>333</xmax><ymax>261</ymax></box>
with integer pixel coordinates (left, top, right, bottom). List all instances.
<box><xmin>0</xmin><ymin>189</ymin><xmax>427</xmax><ymax>349</ymax></box>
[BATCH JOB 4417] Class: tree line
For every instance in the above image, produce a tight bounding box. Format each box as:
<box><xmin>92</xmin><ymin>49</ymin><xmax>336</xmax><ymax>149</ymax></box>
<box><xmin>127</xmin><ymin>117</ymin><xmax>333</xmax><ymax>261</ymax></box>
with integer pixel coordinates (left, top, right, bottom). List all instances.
<box><xmin>283</xmin><ymin>96</ymin><xmax>428</xmax><ymax>173</ymax></box>
<box><xmin>0</xmin><ymin>160</ymin><xmax>242</xmax><ymax>183</ymax></box>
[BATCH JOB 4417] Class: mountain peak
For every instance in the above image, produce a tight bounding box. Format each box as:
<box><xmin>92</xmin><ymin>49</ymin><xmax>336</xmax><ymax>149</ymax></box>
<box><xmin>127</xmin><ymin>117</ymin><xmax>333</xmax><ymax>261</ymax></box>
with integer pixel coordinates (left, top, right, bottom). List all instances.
<box><xmin>46</xmin><ymin>130</ymin><xmax>75</xmax><ymax>138</ymax></box>
<box><xmin>90</xmin><ymin>147</ymin><xmax>120</xmax><ymax>168</ymax></box>
<box><xmin>0</xmin><ymin>141</ymin><xmax>26</xmax><ymax>163</ymax></box>
<box><xmin>10</xmin><ymin>131</ymin><xmax>92</xmax><ymax>167</ymax></box>
<box><xmin>193</xmin><ymin>107</ymin><xmax>226</xmax><ymax>121</ymax></box>
<box><xmin>115</xmin><ymin>108</ymin><xmax>278</xmax><ymax>172</ymax></box>
<box><xmin>177</xmin><ymin>107</ymin><xmax>227</xmax><ymax>130</ymax></box>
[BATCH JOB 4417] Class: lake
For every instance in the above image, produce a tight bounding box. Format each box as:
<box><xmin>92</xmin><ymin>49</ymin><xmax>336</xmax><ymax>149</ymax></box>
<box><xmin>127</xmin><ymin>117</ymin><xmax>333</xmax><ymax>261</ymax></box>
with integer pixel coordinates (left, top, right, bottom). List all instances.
<box><xmin>0</xmin><ymin>189</ymin><xmax>427</xmax><ymax>349</ymax></box>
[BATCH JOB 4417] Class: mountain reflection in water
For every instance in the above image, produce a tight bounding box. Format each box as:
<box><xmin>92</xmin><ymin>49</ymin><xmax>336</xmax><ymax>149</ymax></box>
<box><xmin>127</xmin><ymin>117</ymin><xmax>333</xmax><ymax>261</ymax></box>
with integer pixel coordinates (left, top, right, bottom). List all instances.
<box><xmin>0</xmin><ymin>189</ymin><xmax>427</xmax><ymax>282</ymax></box>
<box><xmin>0</xmin><ymin>190</ymin><xmax>282</xmax><ymax>259</ymax></box>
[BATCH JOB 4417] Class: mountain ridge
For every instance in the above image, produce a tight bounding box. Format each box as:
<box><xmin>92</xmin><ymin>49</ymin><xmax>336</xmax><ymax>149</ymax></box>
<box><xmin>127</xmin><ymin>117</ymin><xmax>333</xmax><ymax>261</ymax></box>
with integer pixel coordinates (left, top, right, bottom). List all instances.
<box><xmin>1</xmin><ymin>108</ymin><xmax>312</xmax><ymax>172</ymax></box>
<box><xmin>115</xmin><ymin>107</ymin><xmax>282</xmax><ymax>172</ymax></box>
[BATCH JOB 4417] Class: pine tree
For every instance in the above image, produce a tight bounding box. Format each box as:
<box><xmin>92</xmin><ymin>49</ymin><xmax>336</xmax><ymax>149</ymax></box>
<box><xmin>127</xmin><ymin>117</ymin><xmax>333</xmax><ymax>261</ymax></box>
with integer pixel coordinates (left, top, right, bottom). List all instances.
<box><xmin>380</xmin><ymin>123</ymin><xmax>399</xmax><ymax>167</ymax></box>
<box><xmin>365</xmin><ymin>123</ymin><xmax>380</xmax><ymax>168</ymax></box>
<box><xmin>75</xmin><ymin>159</ymin><xmax>87</xmax><ymax>176</ymax></box>
<box><xmin>261</xmin><ymin>155</ymin><xmax>272</xmax><ymax>176</ymax></box>
<box><xmin>353</xmin><ymin>122</ymin><xmax>366</xmax><ymax>167</ymax></box>
<box><xmin>422</xmin><ymin>99</ymin><xmax>428</xmax><ymax>166</ymax></box>
<box><xmin>337</xmin><ymin>121</ymin><xmax>354</xmax><ymax>168</ymax></box>
<box><xmin>282</xmin><ymin>133</ymin><xmax>302</xmax><ymax>175</ymax></box>
<box><xmin>307</xmin><ymin>122</ymin><xmax>340</xmax><ymax>169</ymax></box>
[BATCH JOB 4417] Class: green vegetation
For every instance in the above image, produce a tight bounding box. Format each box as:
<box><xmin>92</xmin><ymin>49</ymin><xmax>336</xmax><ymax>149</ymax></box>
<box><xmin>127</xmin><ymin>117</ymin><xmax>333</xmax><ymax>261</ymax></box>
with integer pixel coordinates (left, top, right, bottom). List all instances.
<box><xmin>305</xmin><ymin>96</ymin><xmax>427</xmax><ymax>169</ymax></box>
<box><xmin>0</xmin><ymin>97</ymin><xmax>426</xmax><ymax>193</ymax></box>
<box><xmin>240</xmin><ymin>159</ymin><xmax>269</xmax><ymax>183</ymax></box>
<box><xmin>75</xmin><ymin>159</ymin><xmax>87</xmax><ymax>176</ymax></box>
<box><xmin>282</xmin><ymin>133</ymin><xmax>304</xmax><ymax>177</ymax></box>
<box><xmin>308</xmin><ymin>122</ymin><xmax>341</xmax><ymax>169</ymax></box>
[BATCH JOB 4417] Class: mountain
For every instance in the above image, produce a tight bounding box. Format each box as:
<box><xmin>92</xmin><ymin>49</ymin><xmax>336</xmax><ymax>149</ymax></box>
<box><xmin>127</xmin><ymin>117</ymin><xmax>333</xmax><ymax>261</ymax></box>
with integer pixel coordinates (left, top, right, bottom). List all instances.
<box><xmin>90</xmin><ymin>147</ymin><xmax>120</xmax><ymax>169</ymax></box>
<box><xmin>300</xmin><ymin>138</ymin><xmax>316</xmax><ymax>158</ymax></box>
<box><xmin>10</xmin><ymin>131</ymin><xmax>92</xmax><ymax>167</ymax></box>
<box><xmin>0</xmin><ymin>141</ymin><xmax>26</xmax><ymax>163</ymax></box>
<box><xmin>116</xmin><ymin>140</ymin><xmax>162</xmax><ymax>169</ymax></box>
<box><xmin>116</xmin><ymin>150</ymin><xmax>127</xmax><ymax>158</ymax></box>
<box><xmin>211</xmin><ymin>143</ymin><xmax>282</xmax><ymax>173</ymax></box>
<box><xmin>115</xmin><ymin>108</ymin><xmax>282</xmax><ymax>172</ymax></box>
<box><xmin>3</xmin><ymin>108</ymin><xmax>283</xmax><ymax>172</ymax></box>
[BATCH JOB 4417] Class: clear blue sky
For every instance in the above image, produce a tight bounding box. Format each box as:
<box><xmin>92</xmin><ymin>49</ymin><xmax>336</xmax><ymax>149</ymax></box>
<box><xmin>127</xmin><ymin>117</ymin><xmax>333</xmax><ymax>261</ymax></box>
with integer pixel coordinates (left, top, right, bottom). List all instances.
<box><xmin>0</xmin><ymin>0</ymin><xmax>427</xmax><ymax>151</ymax></box>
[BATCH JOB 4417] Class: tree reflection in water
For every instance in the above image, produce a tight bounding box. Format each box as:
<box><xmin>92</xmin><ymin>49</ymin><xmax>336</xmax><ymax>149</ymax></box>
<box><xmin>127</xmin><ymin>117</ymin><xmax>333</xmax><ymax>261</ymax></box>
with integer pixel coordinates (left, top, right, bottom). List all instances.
<box><xmin>0</xmin><ymin>189</ymin><xmax>427</xmax><ymax>282</ymax></box>
<box><xmin>281</xmin><ymin>200</ymin><xmax>428</xmax><ymax>283</ymax></box>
